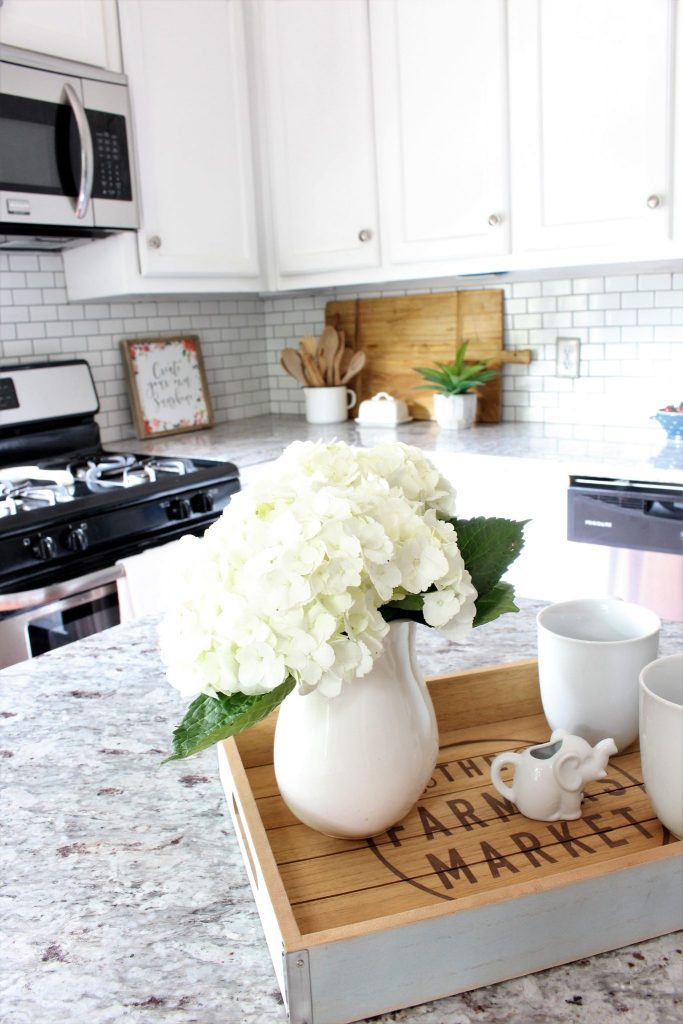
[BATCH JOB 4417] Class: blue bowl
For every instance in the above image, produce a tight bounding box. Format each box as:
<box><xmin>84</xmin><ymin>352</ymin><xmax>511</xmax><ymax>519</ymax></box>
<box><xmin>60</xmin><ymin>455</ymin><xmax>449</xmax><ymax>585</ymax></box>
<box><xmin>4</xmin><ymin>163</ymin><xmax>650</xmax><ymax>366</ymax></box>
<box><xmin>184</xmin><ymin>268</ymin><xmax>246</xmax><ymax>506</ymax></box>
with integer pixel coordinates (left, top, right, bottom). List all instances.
<box><xmin>653</xmin><ymin>411</ymin><xmax>683</xmax><ymax>443</ymax></box>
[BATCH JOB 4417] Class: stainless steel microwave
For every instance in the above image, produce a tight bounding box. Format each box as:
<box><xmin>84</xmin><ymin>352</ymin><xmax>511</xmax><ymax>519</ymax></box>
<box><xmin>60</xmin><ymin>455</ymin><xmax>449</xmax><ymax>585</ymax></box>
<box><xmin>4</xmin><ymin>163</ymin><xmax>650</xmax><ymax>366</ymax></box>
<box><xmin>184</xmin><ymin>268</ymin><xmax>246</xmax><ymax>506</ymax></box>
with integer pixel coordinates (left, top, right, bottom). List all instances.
<box><xmin>0</xmin><ymin>45</ymin><xmax>138</xmax><ymax>250</ymax></box>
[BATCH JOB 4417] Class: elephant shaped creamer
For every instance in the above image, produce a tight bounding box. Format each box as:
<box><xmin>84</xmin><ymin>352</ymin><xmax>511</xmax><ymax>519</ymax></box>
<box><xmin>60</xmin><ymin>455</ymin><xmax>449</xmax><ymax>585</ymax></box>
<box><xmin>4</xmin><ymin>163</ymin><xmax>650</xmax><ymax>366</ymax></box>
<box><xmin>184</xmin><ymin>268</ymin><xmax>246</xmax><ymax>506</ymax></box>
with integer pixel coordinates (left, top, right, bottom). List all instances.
<box><xmin>490</xmin><ymin>729</ymin><xmax>618</xmax><ymax>822</ymax></box>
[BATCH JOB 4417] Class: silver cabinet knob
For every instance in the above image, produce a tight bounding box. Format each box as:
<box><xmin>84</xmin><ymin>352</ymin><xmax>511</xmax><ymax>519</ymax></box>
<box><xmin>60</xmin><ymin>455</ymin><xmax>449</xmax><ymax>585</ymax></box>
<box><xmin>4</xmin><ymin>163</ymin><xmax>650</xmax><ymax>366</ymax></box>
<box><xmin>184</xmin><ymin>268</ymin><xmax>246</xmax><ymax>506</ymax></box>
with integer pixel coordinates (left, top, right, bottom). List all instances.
<box><xmin>646</xmin><ymin>195</ymin><xmax>662</xmax><ymax>209</ymax></box>
<box><xmin>148</xmin><ymin>235</ymin><xmax>162</xmax><ymax>249</ymax></box>
<box><xmin>358</xmin><ymin>228</ymin><xmax>373</xmax><ymax>242</ymax></box>
<box><xmin>487</xmin><ymin>213</ymin><xmax>502</xmax><ymax>227</ymax></box>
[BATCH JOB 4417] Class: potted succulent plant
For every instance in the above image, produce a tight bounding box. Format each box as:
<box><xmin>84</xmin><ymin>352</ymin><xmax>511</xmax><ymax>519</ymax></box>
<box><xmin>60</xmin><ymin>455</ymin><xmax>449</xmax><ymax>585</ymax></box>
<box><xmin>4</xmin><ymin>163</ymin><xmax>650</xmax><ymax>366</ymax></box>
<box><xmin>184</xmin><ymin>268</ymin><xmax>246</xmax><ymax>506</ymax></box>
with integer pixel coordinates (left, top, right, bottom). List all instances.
<box><xmin>414</xmin><ymin>342</ymin><xmax>499</xmax><ymax>429</ymax></box>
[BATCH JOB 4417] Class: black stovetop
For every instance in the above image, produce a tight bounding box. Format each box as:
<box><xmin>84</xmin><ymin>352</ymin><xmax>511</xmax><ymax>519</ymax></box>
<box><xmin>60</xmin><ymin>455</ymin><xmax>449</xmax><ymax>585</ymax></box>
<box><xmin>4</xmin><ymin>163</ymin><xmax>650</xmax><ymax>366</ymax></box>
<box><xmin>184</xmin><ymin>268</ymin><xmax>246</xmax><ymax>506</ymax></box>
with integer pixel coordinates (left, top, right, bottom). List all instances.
<box><xmin>0</xmin><ymin>445</ymin><xmax>240</xmax><ymax>594</ymax></box>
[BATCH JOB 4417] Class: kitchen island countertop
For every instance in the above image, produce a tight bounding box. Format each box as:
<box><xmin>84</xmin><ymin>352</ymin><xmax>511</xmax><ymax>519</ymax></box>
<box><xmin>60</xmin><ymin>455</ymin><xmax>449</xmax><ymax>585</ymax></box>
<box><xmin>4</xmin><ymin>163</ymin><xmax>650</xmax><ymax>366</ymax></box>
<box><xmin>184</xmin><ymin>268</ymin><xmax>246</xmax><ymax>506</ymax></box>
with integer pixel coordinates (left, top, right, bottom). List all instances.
<box><xmin>1</xmin><ymin>600</ymin><xmax>682</xmax><ymax>1024</ymax></box>
<box><xmin>109</xmin><ymin>415</ymin><xmax>683</xmax><ymax>485</ymax></box>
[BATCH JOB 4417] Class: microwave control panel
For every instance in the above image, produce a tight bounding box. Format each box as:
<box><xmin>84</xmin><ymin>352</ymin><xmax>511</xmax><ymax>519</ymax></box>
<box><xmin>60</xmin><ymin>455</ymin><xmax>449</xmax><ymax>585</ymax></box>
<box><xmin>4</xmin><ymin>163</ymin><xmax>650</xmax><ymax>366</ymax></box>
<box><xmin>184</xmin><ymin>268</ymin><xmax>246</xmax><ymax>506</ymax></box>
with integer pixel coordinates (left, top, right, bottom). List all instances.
<box><xmin>86</xmin><ymin>109</ymin><xmax>133</xmax><ymax>201</ymax></box>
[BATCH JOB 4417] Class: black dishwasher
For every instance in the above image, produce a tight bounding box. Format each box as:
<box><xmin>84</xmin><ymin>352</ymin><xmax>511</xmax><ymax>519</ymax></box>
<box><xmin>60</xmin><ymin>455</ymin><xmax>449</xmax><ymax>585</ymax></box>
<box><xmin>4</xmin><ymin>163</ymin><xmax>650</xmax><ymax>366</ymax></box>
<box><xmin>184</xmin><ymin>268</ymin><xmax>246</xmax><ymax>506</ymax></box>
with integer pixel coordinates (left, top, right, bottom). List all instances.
<box><xmin>567</xmin><ymin>476</ymin><xmax>683</xmax><ymax>621</ymax></box>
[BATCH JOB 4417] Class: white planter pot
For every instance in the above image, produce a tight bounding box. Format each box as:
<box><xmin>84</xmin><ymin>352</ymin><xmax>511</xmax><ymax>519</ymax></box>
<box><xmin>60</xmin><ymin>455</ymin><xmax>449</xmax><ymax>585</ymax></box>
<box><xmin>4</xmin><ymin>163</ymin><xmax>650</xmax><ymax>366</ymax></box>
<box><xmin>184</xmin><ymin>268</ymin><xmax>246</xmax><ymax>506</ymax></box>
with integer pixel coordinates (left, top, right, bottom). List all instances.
<box><xmin>273</xmin><ymin>620</ymin><xmax>438</xmax><ymax>838</ymax></box>
<box><xmin>433</xmin><ymin>392</ymin><xmax>477</xmax><ymax>430</ymax></box>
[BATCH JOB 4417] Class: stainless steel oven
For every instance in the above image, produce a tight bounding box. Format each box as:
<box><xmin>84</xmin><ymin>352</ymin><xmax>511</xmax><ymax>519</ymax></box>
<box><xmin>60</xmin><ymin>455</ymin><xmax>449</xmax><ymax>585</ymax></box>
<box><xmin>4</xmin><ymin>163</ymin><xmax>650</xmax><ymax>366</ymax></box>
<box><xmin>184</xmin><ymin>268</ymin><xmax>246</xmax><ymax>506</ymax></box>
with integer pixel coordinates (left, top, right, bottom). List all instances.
<box><xmin>0</xmin><ymin>361</ymin><xmax>240</xmax><ymax>668</ymax></box>
<box><xmin>0</xmin><ymin>569</ymin><xmax>121</xmax><ymax>667</ymax></box>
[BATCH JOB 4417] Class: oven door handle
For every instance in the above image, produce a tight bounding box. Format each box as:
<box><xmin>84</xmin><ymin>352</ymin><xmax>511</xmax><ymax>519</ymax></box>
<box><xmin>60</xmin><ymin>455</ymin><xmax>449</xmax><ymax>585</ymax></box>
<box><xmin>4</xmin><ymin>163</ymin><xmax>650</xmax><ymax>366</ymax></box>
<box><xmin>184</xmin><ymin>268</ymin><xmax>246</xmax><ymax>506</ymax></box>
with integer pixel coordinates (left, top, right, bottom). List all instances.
<box><xmin>0</xmin><ymin>565</ymin><xmax>124</xmax><ymax>612</ymax></box>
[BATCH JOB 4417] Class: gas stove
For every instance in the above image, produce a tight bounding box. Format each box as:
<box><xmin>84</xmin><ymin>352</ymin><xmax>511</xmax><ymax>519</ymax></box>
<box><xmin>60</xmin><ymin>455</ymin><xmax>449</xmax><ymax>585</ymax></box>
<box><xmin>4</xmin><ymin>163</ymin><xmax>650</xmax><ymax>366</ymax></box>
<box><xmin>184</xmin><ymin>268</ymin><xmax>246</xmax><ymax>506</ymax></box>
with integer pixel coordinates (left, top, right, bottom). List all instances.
<box><xmin>0</xmin><ymin>360</ymin><xmax>240</xmax><ymax>665</ymax></box>
<box><xmin>0</xmin><ymin>447</ymin><xmax>239</xmax><ymax>593</ymax></box>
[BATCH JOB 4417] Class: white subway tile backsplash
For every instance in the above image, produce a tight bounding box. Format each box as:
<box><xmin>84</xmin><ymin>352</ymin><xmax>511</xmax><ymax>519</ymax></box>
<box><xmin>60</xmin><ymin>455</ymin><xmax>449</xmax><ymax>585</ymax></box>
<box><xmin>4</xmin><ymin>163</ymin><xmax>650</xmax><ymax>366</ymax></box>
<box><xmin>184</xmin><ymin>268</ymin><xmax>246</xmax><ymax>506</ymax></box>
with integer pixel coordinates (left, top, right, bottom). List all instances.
<box><xmin>637</xmin><ymin>273</ymin><xmax>671</xmax><ymax>290</ymax></box>
<box><xmin>1</xmin><ymin>254</ymin><xmax>680</xmax><ymax>444</ymax></box>
<box><xmin>542</xmin><ymin>312</ymin><xmax>572</xmax><ymax>328</ymax></box>
<box><xmin>638</xmin><ymin>308</ymin><xmax>672</xmax><ymax>326</ymax></box>
<box><xmin>588</xmin><ymin>294</ymin><xmax>621</xmax><ymax>310</ymax></box>
<box><xmin>572</xmin><ymin>277</ymin><xmax>604</xmax><ymax>294</ymax></box>
<box><xmin>3</xmin><ymin>306</ymin><xmax>28</xmax><ymax>323</ymax></box>
<box><xmin>541</xmin><ymin>279</ymin><xmax>572</xmax><ymax>296</ymax></box>
<box><xmin>527</xmin><ymin>297</ymin><xmax>557</xmax><ymax>313</ymax></box>
<box><xmin>653</xmin><ymin>325</ymin><xmax>682</xmax><ymax>343</ymax></box>
<box><xmin>622</xmin><ymin>291</ymin><xmax>654</xmax><ymax>308</ymax></box>
<box><xmin>557</xmin><ymin>295</ymin><xmax>588</xmax><ymax>312</ymax></box>
<box><xmin>512</xmin><ymin>282</ymin><xmax>542</xmax><ymax>298</ymax></box>
<box><xmin>573</xmin><ymin>310</ymin><xmax>606</xmax><ymax>328</ymax></box>
<box><xmin>605</xmin><ymin>274</ymin><xmax>637</xmax><ymax>291</ymax></box>
<box><xmin>605</xmin><ymin>309</ymin><xmax>637</xmax><ymax>326</ymax></box>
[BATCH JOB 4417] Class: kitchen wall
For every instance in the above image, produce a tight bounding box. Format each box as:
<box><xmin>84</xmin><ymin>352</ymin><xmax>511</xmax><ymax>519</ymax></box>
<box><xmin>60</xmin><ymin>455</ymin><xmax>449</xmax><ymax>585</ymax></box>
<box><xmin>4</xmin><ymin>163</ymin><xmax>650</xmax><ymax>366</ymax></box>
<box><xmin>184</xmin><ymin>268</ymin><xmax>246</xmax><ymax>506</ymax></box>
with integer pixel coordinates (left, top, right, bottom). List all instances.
<box><xmin>1</xmin><ymin>251</ymin><xmax>680</xmax><ymax>446</ymax></box>
<box><xmin>0</xmin><ymin>252</ymin><xmax>270</xmax><ymax>443</ymax></box>
<box><xmin>267</xmin><ymin>266</ymin><xmax>683</xmax><ymax>446</ymax></box>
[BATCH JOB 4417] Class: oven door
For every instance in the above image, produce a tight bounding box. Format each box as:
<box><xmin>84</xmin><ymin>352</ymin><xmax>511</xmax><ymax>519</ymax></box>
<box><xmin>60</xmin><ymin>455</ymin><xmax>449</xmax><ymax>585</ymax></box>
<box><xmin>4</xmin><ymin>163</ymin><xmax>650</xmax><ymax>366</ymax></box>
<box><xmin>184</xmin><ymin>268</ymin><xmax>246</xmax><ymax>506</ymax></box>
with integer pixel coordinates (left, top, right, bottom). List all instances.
<box><xmin>0</xmin><ymin>567</ymin><xmax>121</xmax><ymax>669</ymax></box>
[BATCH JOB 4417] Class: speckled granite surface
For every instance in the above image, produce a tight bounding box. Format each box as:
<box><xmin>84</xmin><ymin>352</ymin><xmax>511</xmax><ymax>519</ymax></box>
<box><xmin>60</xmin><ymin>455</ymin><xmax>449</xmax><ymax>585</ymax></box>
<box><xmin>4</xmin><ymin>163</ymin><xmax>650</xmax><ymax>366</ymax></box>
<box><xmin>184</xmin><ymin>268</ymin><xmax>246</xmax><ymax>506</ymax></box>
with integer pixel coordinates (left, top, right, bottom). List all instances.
<box><xmin>109</xmin><ymin>416</ymin><xmax>683</xmax><ymax>484</ymax></box>
<box><xmin>1</xmin><ymin>600</ymin><xmax>681</xmax><ymax>1024</ymax></box>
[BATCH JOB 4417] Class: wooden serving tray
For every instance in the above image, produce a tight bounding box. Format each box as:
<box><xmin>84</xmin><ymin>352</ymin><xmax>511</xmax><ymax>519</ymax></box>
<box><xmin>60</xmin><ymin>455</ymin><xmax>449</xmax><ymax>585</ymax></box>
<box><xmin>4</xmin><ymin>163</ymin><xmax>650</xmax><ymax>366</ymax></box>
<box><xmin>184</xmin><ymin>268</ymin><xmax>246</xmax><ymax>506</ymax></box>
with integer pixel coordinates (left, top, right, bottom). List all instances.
<box><xmin>217</xmin><ymin>660</ymin><xmax>683</xmax><ymax>1024</ymax></box>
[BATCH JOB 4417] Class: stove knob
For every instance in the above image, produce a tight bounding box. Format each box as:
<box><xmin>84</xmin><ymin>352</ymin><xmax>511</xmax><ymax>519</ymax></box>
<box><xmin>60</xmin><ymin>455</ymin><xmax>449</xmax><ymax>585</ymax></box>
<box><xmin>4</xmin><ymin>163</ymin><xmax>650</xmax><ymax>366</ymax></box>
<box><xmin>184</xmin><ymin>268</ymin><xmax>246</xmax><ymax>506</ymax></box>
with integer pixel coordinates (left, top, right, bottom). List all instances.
<box><xmin>32</xmin><ymin>535</ymin><xmax>57</xmax><ymax>561</ymax></box>
<box><xmin>65</xmin><ymin>526</ymin><xmax>89</xmax><ymax>552</ymax></box>
<box><xmin>168</xmin><ymin>497</ymin><xmax>192</xmax><ymax>520</ymax></box>
<box><xmin>191</xmin><ymin>492</ymin><xmax>214</xmax><ymax>514</ymax></box>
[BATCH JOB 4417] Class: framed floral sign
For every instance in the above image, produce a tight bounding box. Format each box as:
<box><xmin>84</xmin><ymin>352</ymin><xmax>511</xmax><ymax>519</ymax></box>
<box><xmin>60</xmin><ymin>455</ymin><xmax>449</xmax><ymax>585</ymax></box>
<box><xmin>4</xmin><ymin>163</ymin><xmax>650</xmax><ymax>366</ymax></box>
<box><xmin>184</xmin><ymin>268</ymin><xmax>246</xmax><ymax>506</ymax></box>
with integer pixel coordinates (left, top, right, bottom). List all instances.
<box><xmin>121</xmin><ymin>336</ymin><xmax>214</xmax><ymax>439</ymax></box>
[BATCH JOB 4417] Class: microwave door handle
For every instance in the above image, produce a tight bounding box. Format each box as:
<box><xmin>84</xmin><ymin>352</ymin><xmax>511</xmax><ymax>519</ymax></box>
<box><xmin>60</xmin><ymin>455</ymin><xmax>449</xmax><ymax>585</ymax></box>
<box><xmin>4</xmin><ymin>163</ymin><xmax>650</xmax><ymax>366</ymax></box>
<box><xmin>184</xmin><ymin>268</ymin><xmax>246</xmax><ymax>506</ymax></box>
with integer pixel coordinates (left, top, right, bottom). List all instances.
<box><xmin>63</xmin><ymin>82</ymin><xmax>94</xmax><ymax>219</ymax></box>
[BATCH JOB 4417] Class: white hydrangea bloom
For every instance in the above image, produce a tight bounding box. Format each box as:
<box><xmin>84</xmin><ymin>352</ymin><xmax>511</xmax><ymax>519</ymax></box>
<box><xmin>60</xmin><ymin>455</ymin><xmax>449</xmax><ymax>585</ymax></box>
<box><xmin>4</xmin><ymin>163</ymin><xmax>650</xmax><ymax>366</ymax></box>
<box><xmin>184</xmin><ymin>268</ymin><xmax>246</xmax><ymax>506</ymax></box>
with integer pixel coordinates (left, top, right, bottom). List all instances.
<box><xmin>159</xmin><ymin>440</ymin><xmax>477</xmax><ymax>700</ymax></box>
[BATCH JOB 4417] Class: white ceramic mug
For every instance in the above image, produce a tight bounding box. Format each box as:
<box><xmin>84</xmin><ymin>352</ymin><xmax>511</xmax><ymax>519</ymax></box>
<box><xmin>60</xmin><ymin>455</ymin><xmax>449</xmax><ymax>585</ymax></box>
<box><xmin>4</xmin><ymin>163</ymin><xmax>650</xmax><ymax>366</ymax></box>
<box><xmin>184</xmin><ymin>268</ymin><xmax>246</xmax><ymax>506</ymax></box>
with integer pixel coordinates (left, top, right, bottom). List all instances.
<box><xmin>639</xmin><ymin>653</ymin><xmax>683</xmax><ymax>839</ymax></box>
<box><xmin>303</xmin><ymin>386</ymin><xmax>356</xmax><ymax>425</ymax></box>
<box><xmin>537</xmin><ymin>598</ymin><xmax>660</xmax><ymax>751</ymax></box>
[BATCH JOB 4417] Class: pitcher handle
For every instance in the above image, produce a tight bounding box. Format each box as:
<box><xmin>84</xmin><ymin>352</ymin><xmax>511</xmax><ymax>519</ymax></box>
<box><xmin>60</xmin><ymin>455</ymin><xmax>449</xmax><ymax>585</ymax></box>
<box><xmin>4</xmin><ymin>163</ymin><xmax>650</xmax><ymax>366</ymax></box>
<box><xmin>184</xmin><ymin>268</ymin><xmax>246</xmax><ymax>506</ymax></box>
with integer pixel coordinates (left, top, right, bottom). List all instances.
<box><xmin>490</xmin><ymin>751</ymin><xmax>521</xmax><ymax>801</ymax></box>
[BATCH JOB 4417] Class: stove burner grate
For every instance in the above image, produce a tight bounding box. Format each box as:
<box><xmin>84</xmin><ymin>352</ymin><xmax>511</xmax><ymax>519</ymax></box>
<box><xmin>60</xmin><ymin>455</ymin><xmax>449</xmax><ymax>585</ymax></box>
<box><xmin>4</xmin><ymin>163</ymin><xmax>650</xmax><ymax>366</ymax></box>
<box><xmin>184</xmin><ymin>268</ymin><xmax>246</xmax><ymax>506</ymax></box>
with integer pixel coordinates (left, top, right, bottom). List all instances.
<box><xmin>68</xmin><ymin>454</ymin><xmax>192</xmax><ymax>491</ymax></box>
<box><xmin>0</xmin><ymin>481</ymin><xmax>73</xmax><ymax>517</ymax></box>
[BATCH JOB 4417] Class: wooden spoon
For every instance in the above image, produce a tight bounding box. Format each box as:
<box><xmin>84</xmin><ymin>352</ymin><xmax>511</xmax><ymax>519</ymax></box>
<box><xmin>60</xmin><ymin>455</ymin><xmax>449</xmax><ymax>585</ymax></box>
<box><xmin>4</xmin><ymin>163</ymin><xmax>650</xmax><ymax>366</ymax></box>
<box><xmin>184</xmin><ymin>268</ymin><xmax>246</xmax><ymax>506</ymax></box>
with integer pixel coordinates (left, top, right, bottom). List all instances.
<box><xmin>339</xmin><ymin>350</ymin><xmax>366</xmax><ymax>385</ymax></box>
<box><xmin>300</xmin><ymin>348</ymin><xmax>325</xmax><ymax>387</ymax></box>
<box><xmin>318</xmin><ymin>325</ymin><xmax>341</xmax><ymax>384</ymax></box>
<box><xmin>280</xmin><ymin>348</ymin><xmax>307</xmax><ymax>386</ymax></box>
<box><xmin>332</xmin><ymin>343</ymin><xmax>344</xmax><ymax>386</ymax></box>
<box><xmin>299</xmin><ymin>335</ymin><xmax>318</xmax><ymax>359</ymax></box>
<box><xmin>339</xmin><ymin>347</ymin><xmax>355</xmax><ymax>379</ymax></box>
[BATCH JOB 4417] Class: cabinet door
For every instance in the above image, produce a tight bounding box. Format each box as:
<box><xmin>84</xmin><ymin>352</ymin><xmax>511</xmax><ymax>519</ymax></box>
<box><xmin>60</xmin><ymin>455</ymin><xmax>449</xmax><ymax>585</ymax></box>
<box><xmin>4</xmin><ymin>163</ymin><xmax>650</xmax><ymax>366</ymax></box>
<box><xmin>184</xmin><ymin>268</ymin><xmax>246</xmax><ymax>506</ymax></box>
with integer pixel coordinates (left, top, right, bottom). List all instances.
<box><xmin>0</xmin><ymin>0</ymin><xmax>121</xmax><ymax>71</ymax></box>
<box><xmin>371</xmin><ymin>0</ymin><xmax>510</xmax><ymax>266</ymax></box>
<box><xmin>117</xmin><ymin>0</ymin><xmax>260</xmax><ymax>279</ymax></box>
<box><xmin>254</xmin><ymin>0</ymin><xmax>380</xmax><ymax>277</ymax></box>
<box><xmin>509</xmin><ymin>0</ymin><xmax>677</xmax><ymax>254</ymax></box>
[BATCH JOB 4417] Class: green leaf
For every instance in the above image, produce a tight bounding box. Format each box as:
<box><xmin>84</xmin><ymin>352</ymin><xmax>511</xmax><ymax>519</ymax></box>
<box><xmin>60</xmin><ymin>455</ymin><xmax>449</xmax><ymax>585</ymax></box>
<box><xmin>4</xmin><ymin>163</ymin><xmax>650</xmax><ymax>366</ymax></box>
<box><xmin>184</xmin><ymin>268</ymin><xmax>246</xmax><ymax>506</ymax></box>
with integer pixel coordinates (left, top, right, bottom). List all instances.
<box><xmin>163</xmin><ymin>676</ymin><xmax>296</xmax><ymax>762</ymax></box>
<box><xmin>413</xmin><ymin>367</ymin><xmax>449</xmax><ymax>385</ymax></box>
<box><xmin>473</xmin><ymin>581</ymin><xmax>520</xmax><ymax>627</ymax></box>
<box><xmin>450</xmin><ymin>517</ymin><xmax>527</xmax><ymax>598</ymax></box>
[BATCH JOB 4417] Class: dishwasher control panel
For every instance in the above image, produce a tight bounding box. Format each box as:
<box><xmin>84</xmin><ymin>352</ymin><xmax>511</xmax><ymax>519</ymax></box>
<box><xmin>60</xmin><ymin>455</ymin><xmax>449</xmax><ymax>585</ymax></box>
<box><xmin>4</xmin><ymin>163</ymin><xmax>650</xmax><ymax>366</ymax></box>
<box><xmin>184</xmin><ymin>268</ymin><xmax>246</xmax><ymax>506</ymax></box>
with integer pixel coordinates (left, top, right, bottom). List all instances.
<box><xmin>567</xmin><ymin>476</ymin><xmax>683</xmax><ymax>555</ymax></box>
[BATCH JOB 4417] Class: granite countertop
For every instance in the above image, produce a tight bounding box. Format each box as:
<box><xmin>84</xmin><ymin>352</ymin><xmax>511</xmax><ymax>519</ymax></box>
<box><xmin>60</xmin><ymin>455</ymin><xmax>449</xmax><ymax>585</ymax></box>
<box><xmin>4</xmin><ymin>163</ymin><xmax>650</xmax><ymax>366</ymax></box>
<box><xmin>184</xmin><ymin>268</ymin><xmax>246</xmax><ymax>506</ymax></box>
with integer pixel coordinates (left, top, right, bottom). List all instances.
<box><xmin>109</xmin><ymin>416</ymin><xmax>683</xmax><ymax>485</ymax></box>
<box><xmin>2</xmin><ymin>600</ymin><xmax>682</xmax><ymax>1024</ymax></box>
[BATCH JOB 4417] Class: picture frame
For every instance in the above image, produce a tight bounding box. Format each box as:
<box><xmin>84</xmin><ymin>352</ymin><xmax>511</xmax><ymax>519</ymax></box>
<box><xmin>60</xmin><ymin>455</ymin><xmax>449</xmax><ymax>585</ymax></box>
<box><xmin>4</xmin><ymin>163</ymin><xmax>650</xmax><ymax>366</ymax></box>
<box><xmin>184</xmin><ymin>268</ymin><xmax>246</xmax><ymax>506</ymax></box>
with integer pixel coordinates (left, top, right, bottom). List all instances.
<box><xmin>121</xmin><ymin>335</ymin><xmax>214</xmax><ymax>439</ymax></box>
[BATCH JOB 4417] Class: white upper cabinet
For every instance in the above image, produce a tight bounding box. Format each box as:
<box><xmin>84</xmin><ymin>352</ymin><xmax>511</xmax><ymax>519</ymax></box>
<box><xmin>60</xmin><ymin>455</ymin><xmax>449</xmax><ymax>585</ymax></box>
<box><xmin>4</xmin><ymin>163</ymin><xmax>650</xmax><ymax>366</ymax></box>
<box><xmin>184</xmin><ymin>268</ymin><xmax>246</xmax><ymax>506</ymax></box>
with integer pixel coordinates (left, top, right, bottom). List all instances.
<box><xmin>370</xmin><ymin>0</ymin><xmax>510</xmax><ymax>270</ymax></box>
<box><xmin>508</xmin><ymin>0</ymin><xmax>679</xmax><ymax>259</ymax></box>
<box><xmin>65</xmin><ymin>0</ymin><xmax>262</xmax><ymax>298</ymax></box>
<box><xmin>0</xmin><ymin>0</ymin><xmax>122</xmax><ymax>72</ymax></box>
<box><xmin>252</xmin><ymin>0</ymin><xmax>380</xmax><ymax>280</ymax></box>
<box><xmin>118</xmin><ymin>0</ymin><xmax>260</xmax><ymax>281</ymax></box>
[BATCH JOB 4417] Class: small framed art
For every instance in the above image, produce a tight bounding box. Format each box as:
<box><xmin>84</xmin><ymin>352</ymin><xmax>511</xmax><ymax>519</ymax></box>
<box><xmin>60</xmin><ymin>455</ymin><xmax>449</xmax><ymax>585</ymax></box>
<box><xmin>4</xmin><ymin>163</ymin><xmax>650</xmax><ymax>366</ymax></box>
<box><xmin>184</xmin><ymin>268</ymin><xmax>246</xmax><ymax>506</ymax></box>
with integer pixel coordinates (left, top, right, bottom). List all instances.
<box><xmin>121</xmin><ymin>335</ymin><xmax>214</xmax><ymax>439</ymax></box>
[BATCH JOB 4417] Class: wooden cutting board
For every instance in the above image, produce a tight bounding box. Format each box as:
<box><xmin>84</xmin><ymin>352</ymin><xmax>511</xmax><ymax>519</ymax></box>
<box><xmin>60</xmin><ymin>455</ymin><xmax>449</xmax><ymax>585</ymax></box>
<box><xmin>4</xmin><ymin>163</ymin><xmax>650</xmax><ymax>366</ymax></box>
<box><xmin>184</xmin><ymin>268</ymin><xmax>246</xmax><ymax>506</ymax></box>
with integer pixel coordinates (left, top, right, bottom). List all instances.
<box><xmin>326</xmin><ymin>289</ymin><xmax>531</xmax><ymax>422</ymax></box>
